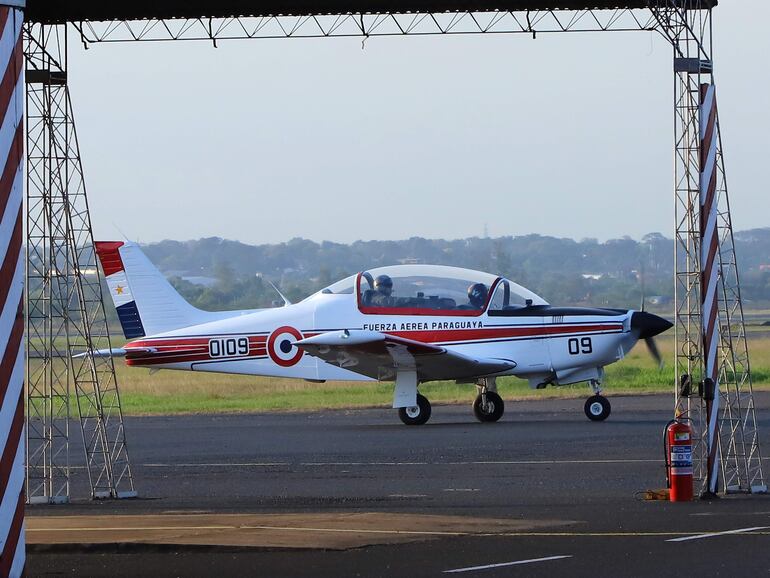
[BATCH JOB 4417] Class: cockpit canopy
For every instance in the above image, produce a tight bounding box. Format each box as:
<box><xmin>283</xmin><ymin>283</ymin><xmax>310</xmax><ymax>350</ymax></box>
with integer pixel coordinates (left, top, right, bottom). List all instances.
<box><xmin>314</xmin><ymin>264</ymin><xmax>547</xmax><ymax>315</ymax></box>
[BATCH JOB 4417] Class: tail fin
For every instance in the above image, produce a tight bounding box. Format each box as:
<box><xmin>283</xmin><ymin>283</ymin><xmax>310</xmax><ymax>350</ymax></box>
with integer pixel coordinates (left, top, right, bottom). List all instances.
<box><xmin>95</xmin><ymin>241</ymin><xmax>212</xmax><ymax>338</ymax></box>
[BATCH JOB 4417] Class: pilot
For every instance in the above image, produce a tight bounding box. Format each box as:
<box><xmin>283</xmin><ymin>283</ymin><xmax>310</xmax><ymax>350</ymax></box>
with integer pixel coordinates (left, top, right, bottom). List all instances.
<box><xmin>467</xmin><ymin>283</ymin><xmax>488</xmax><ymax>309</ymax></box>
<box><xmin>370</xmin><ymin>274</ymin><xmax>394</xmax><ymax>307</ymax></box>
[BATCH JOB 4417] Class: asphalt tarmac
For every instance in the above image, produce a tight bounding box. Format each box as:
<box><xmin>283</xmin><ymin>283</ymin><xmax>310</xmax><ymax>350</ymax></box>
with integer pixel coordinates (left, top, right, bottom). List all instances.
<box><xmin>28</xmin><ymin>393</ymin><xmax>770</xmax><ymax>577</ymax></box>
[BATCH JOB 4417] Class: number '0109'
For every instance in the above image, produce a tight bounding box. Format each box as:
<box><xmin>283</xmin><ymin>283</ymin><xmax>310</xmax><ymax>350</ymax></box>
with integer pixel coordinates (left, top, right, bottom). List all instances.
<box><xmin>209</xmin><ymin>337</ymin><xmax>249</xmax><ymax>358</ymax></box>
<box><xmin>568</xmin><ymin>337</ymin><xmax>593</xmax><ymax>355</ymax></box>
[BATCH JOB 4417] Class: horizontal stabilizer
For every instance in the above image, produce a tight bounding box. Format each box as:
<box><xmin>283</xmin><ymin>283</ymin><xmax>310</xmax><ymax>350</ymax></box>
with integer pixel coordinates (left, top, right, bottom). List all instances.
<box><xmin>73</xmin><ymin>347</ymin><xmax>127</xmax><ymax>359</ymax></box>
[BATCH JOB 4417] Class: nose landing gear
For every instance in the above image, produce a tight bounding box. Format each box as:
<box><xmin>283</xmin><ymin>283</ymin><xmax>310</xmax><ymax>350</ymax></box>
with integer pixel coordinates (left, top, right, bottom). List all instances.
<box><xmin>473</xmin><ymin>378</ymin><xmax>505</xmax><ymax>423</ymax></box>
<box><xmin>584</xmin><ymin>379</ymin><xmax>611</xmax><ymax>421</ymax></box>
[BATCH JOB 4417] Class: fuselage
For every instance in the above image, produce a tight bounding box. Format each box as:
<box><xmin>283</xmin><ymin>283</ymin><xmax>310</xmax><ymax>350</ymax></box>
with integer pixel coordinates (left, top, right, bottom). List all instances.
<box><xmin>94</xmin><ymin>244</ymin><xmax>672</xmax><ymax>423</ymax></box>
<box><xmin>122</xmin><ymin>291</ymin><xmax>640</xmax><ymax>387</ymax></box>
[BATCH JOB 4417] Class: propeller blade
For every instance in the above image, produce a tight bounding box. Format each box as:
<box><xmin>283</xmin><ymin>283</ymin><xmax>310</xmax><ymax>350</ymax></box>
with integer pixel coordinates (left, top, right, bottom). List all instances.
<box><xmin>645</xmin><ymin>336</ymin><xmax>664</xmax><ymax>370</ymax></box>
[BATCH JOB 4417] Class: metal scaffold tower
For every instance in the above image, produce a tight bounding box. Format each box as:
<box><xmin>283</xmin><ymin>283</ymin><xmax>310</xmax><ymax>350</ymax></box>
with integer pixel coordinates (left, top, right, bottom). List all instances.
<box><xmin>24</xmin><ymin>23</ymin><xmax>135</xmax><ymax>502</ymax></box>
<box><xmin>652</xmin><ymin>4</ymin><xmax>765</xmax><ymax>494</ymax></box>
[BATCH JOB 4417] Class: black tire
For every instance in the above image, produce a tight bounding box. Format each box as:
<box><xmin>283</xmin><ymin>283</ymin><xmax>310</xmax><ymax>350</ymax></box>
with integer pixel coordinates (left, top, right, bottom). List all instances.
<box><xmin>584</xmin><ymin>395</ymin><xmax>611</xmax><ymax>421</ymax></box>
<box><xmin>398</xmin><ymin>394</ymin><xmax>432</xmax><ymax>426</ymax></box>
<box><xmin>473</xmin><ymin>391</ymin><xmax>505</xmax><ymax>423</ymax></box>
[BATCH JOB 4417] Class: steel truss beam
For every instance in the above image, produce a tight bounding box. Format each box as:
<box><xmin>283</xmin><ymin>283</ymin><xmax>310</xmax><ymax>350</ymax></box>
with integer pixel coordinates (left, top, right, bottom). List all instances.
<box><xmin>24</xmin><ymin>23</ymin><xmax>136</xmax><ymax>502</ymax></box>
<box><xmin>71</xmin><ymin>9</ymin><xmax>659</xmax><ymax>43</ymax></box>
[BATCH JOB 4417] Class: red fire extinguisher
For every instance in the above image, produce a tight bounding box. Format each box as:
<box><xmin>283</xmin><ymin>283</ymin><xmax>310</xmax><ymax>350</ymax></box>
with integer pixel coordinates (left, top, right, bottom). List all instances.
<box><xmin>664</xmin><ymin>418</ymin><xmax>694</xmax><ymax>502</ymax></box>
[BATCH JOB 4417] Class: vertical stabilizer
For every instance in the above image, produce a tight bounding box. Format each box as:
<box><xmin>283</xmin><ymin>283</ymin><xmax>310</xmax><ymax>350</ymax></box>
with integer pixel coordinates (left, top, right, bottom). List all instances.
<box><xmin>95</xmin><ymin>241</ymin><xmax>210</xmax><ymax>338</ymax></box>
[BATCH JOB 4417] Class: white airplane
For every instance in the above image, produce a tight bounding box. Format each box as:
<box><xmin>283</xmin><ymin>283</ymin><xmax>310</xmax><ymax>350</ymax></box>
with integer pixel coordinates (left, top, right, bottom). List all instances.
<box><xmin>94</xmin><ymin>241</ymin><xmax>672</xmax><ymax>425</ymax></box>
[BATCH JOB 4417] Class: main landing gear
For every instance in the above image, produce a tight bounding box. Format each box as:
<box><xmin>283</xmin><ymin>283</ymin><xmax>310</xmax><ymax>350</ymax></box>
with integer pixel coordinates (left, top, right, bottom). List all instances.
<box><xmin>397</xmin><ymin>378</ymin><xmax>506</xmax><ymax>426</ymax></box>
<box><xmin>473</xmin><ymin>378</ymin><xmax>504</xmax><ymax>423</ymax></box>
<box><xmin>584</xmin><ymin>379</ymin><xmax>611</xmax><ymax>421</ymax></box>
<box><xmin>398</xmin><ymin>393</ymin><xmax>432</xmax><ymax>426</ymax></box>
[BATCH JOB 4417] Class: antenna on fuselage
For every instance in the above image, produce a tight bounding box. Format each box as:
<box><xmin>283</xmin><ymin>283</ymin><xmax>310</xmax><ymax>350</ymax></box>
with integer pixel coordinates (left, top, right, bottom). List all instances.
<box><xmin>263</xmin><ymin>276</ymin><xmax>292</xmax><ymax>307</ymax></box>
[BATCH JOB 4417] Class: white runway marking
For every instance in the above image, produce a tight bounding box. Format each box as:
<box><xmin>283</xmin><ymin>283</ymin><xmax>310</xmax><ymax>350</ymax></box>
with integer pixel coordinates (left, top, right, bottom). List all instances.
<box><xmin>137</xmin><ymin>458</ymin><xmax>660</xmax><ymax>468</ymax></box>
<box><xmin>444</xmin><ymin>555</ymin><xmax>572</xmax><ymax>573</ymax></box>
<box><xmin>666</xmin><ymin>526</ymin><xmax>769</xmax><ymax>542</ymax></box>
<box><xmin>387</xmin><ymin>494</ymin><xmax>428</xmax><ymax>498</ymax></box>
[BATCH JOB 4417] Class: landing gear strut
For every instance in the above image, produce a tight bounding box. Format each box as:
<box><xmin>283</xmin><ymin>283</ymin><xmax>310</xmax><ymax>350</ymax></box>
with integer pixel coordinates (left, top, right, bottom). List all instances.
<box><xmin>473</xmin><ymin>378</ymin><xmax>504</xmax><ymax>423</ymax></box>
<box><xmin>398</xmin><ymin>393</ymin><xmax>432</xmax><ymax>426</ymax></box>
<box><xmin>584</xmin><ymin>379</ymin><xmax>611</xmax><ymax>421</ymax></box>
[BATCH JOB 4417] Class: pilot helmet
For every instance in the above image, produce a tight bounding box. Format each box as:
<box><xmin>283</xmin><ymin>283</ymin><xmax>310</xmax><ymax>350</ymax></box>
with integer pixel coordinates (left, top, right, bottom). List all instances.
<box><xmin>374</xmin><ymin>274</ymin><xmax>393</xmax><ymax>296</ymax></box>
<box><xmin>468</xmin><ymin>283</ymin><xmax>488</xmax><ymax>307</ymax></box>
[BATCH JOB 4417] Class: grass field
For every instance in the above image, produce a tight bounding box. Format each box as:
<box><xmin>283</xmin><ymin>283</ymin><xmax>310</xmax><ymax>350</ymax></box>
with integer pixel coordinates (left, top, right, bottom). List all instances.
<box><xmin>105</xmin><ymin>334</ymin><xmax>770</xmax><ymax>415</ymax></box>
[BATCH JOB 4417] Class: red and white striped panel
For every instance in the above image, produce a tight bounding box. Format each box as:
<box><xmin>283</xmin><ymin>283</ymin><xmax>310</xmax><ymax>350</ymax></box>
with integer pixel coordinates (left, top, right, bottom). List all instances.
<box><xmin>699</xmin><ymin>82</ymin><xmax>720</xmax><ymax>495</ymax></box>
<box><xmin>0</xmin><ymin>5</ymin><xmax>24</xmax><ymax>577</ymax></box>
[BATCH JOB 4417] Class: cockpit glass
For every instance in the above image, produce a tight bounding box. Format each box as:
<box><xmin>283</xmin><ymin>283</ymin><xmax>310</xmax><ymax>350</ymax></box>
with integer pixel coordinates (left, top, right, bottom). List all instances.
<box><xmin>488</xmin><ymin>279</ymin><xmax>549</xmax><ymax>311</ymax></box>
<box><xmin>319</xmin><ymin>275</ymin><xmax>355</xmax><ymax>295</ymax></box>
<box><xmin>358</xmin><ymin>265</ymin><xmax>500</xmax><ymax>315</ymax></box>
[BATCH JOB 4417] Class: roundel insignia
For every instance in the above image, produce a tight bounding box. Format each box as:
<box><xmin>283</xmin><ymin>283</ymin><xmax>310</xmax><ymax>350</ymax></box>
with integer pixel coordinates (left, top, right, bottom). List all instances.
<box><xmin>267</xmin><ymin>326</ymin><xmax>304</xmax><ymax>367</ymax></box>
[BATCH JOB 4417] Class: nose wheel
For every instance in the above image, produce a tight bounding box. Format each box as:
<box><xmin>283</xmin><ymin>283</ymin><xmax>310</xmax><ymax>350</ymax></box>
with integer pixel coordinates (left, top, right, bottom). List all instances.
<box><xmin>398</xmin><ymin>393</ymin><xmax>432</xmax><ymax>425</ymax></box>
<box><xmin>472</xmin><ymin>378</ymin><xmax>504</xmax><ymax>423</ymax></box>
<box><xmin>584</xmin><ymin>394</ymin><xmax>611</xmax><ymax>421</ymax></box>
<box><xmin>473</xmin><ymin>391</ymin><xmax>504</xmax><ymax>423</ymax></box>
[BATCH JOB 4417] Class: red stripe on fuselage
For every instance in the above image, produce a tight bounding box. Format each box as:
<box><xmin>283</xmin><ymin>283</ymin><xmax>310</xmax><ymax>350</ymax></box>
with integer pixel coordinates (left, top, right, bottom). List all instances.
<box><xmin>389</xmin><ymin>323</ymin><xmax>623</xmax><ymax>344</ymax></box>
<box><xmin>127</xmin><ymin>352</ymin><xmax>268</xmax><ymax>366</ymax></box>
<box><xmin>125</xmin><ymin>335</ymin><xmax>269</xmax><ymax>366</ymax></box>
<box><xmin>121</xmin><ymin>325</ymin><xmax>622</xmax><ymax>367</ymax></box>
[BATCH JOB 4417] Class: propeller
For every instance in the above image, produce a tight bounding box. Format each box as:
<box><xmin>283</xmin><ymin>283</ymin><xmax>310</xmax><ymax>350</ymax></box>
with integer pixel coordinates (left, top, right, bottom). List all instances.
<box><xmin>645</xmin><ymin>336</ymin><xmax>663</xmax><ymax>370</ymax></box>
<box><xmin>635</xmin><ymin>257</ymin><xmax>667</xmax><ymax>367</ymax></box>
<box><xmin>631</xmin><ymin>311</ymin><xmax>672</xmax><ymax>370</ymax></box>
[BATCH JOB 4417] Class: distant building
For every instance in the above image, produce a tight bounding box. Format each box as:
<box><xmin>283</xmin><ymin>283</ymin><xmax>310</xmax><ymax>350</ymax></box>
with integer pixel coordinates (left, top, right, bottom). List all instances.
<box><xmin>647</xmin><ymin>295</ymin><xmax>671</xmax><ymax>306</ymax></box>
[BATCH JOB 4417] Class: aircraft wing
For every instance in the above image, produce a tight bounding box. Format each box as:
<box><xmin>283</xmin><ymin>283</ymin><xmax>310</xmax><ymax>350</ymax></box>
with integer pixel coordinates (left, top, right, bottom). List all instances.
<box><xmin>296</xmin><ymin>330</ymin><xmax>515</xmax><ymax>382</ymax></box>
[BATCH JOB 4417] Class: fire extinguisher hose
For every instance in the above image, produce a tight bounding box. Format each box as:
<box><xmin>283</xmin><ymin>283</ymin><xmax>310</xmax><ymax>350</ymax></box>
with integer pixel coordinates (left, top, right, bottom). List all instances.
<box><xmin>663</xmin><ymin>419</ymin><xmax>677</xmax><ymax>488</ymax></box>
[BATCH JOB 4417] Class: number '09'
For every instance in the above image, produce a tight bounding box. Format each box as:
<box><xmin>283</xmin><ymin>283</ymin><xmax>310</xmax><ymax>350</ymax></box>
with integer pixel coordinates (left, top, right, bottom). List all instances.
<box><xmin>568</xmin><ymin>337</ymin><xmax>593</xmax><ymax>355</ymax></box>
<box><xmin>209</xmin><ymin>337</ymin><xmax>249</xmax><ymax>358</ymax></box>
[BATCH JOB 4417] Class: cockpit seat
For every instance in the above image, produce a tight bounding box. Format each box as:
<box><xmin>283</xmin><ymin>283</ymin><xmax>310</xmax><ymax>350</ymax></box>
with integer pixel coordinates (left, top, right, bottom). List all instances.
<box><xmin>362</xmin><ymin>289</ymin><xmax>376</xmax><ymax>307</ymax></box>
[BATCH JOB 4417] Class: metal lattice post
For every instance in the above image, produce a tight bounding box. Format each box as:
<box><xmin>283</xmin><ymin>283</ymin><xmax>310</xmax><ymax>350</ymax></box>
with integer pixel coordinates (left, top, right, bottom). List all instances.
<box><xmin>652</xmin><ymin>2</ymin><xmax>765</xmax><ymax>494</ymax></box>
<box><xmin>24</xmin><ymin>23</ymin><xmax>71</xmax><ymax>503</ymax></box>
<box><xmin>24</xmin><ymin>22</ymin><xmax>136</xmax><ymax>502</ymax></box>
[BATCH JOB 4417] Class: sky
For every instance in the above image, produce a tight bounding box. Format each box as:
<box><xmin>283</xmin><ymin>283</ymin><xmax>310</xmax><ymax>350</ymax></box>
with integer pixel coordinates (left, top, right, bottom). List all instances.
<box><xmin>67</xmin><ymin>4</ymin><xmax>770</xmax><ymax>246</ymax></box>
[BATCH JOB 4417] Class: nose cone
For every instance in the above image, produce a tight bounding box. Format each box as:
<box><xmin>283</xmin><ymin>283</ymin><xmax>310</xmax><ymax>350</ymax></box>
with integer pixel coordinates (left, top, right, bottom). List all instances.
<box><xmin>631</xmin><ymin>311</ymin><xmax>673</xmax><ymax>339</ymax></box>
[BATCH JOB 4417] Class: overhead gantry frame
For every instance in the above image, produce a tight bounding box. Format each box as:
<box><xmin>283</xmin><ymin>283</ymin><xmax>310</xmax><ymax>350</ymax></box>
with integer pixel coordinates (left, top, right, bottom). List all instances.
<box><xmin>69</xmin><ymin>8</ymin><xmax>660</xmax><ymax>41</ymax></box>
<box><xmin>19</xmin><ymin>0</ymin><xmax>764</xmax><ymax>504</ymax></box>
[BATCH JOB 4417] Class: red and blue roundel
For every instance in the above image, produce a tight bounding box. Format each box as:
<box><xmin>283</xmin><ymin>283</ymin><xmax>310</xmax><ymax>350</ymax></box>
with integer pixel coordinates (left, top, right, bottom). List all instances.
<box><xmin>267</xmin><ymin>326</ymin><xmax>304</xmax><ymax>367</ymax></box>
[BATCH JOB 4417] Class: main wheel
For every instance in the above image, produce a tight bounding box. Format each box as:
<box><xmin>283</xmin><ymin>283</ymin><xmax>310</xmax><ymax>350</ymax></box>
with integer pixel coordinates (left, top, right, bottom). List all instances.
<box><xmin>398</xmin><ymin>393</ymin><xmax>432</xmax><ymax>426</ymax></box>
<box><xmin>584</xmin><ymin>395</ymin><xmax>611</xmax><ymax>421</ymax></box>
<box><xmin>473</xmin><ymin>391</ymin><xmax>504</xmax><ymax>423</ymax></box>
